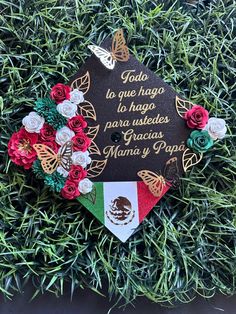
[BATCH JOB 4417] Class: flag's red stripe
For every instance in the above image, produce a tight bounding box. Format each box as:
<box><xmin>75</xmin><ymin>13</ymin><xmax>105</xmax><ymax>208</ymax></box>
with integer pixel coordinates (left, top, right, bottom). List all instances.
<box><xmin>137</xmin><ymin>182</ymin><xmax>170</xmax><ymax>223</ymax></box>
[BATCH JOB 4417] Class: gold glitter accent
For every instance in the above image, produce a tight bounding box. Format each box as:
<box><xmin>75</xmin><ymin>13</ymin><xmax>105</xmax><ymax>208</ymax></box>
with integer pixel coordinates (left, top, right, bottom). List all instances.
<box><xmin>18</xmin><ymin>139</ymin><xmax>32</xmax><ymax>153</ymax></box>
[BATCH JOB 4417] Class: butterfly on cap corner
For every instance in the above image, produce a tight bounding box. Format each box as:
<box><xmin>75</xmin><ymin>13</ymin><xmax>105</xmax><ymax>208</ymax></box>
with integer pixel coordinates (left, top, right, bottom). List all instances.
<box><xmin>137</xmin><ymin>157</ymin><xmax>180</xmax><ymax>198</ymax></box>
<box><xmin>33</xmin><ymin>141</ymin><xmax>73</xmax><ymax>174</ymax></box>
<box><xmin>88</xmin><ymin>29</ymin><xmax>129</xmax><ymax>70</ymax></box>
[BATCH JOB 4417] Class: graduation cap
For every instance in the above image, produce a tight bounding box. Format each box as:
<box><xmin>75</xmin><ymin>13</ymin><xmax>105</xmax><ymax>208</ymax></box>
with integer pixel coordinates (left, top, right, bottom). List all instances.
<box><xmin>9</xmin><ymin>29</ymin><xmax>220</xmax><ymax>242</ymax></box>
<box><xmin>69</xmin><ymin>29</ymin><xmax>202</xmax><ymax>242</ymax></box>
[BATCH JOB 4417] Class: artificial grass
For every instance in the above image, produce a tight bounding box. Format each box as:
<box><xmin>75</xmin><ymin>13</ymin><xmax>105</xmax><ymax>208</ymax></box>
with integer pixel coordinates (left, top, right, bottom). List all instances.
<box><xmin>0</xmin><ymin>0</ymin><xmax>236</xmax><ymax>307</ymax></box>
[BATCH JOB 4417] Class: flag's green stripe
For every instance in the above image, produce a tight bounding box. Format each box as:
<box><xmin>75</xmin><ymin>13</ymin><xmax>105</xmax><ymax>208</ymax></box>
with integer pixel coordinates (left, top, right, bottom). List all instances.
<box><xmin>77</xmin><ymin>182</ymin><xmax>104</xmax><ymax>224</ymax></box>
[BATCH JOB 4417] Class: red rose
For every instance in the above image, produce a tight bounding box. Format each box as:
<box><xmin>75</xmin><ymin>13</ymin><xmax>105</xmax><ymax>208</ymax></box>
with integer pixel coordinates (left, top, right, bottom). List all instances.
<box><xmin>39</xmin><ymin>123</ymin><xmax>56</xmax><ymax>141</ymax></box>
<box><xmin>61</xmin><ymin>180</ymin><xmax>80</xmax><ymax>199</ymax></box>
<box><xmin>72</xmin><ymin>132</ymin><xmax>91</xmax><ymax>152</ymax></box>
<box><xmin>67</xmin><ymin>115</ymin><xmax>87</xmax><ymax>133</ymax></box>
<box><xmin>68</xmin><ymin>165</ymin><xmax>87</xmax><ymax>183</ymax></box>
<box><xmin>184</xmin><ymin>105</ymin><xmax>209</xmax><ymax>129</ymax></box>
<box><xmin>8</xmin><ymin>128</ymin><xmax>38</xmax><ymax>169</ymax></box>
<box><xmin>50</xmin><ymin>83</ymin><xmax>71</xmax><ymax>104</ymax></box>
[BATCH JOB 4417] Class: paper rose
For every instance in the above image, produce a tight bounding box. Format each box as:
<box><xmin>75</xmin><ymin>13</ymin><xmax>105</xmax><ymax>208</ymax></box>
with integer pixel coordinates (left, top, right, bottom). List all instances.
<box><xmin>78</xmin><ymin>178</ymin><xmax>93</xmax><ymax>194</ymax></box>
<box><xmin>8</xmin><ymin>128</ymin><xmax>38</xmax><ymax>169</ymax></box>
<box><xmin>67</xmin><ymin>115</ymin><xmax>87</xmax><ymax>133</ymax></box>
<box><xmin>50</xmin><ymin>83</ymin><xmax>71</xmax><ymax>104</ymax></box>
<box><xmin>68</xmin><ymin>165</ymin><xmax>87</xmax><ymax>183</ymax></box>
<box><xmin>56</xmin><ymin>100</ymin><xmax>77</xmax><ymax>119</ymax></box>
<box><xmin>187</xmin><ymin>130</ymin><xmax>213</xmax><ymax>153</ymax></box>
<box><xmin>55</xmin><ymin>126</ymin><xmax>75</xmax><ymax>146</ymax></box>
<box><xmin>204</xmin><ymin>117</ymin><xmax>227</xmax><ymax>140</ymax></box>
<box><xmin>70</xmin><ymin>89</ymin><xmax>84</xmax><ymax>105</ymax></box>
<box><xmin>57</xmin><ymin>166</ymin><xmax>69</xmax><ymax>178</ymax></box>
<box><xmin>184</xmin><ymin>105</ymin><xmax>209</xmax><ymax>129</ymax></box>
<box><xmin>61</xmin><ymin>180</ymin><xmax>80</xmax><ymax>199</ymax></box>
<box><xmin>71</xmin><ymin>151</ymin><xmax>91</xmax><ymax>168</ymax></box>
<box><xmin>22</xmin><ymin>111</ymin><xmax>45</xmax><ymax>133</ymax></box>
<box><xmin>39</xmin><ymin>123</ymin><xmax>56</xmax><ymax>142</ymax></box>
<box><xmin>72</xmin><ymin>132</ymin><xmax>91</xmax><ymax>152</ymax></box>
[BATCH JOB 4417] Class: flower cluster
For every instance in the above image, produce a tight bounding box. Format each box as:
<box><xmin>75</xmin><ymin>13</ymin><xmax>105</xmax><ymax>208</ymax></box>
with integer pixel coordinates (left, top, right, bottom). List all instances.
<box><xmin>8</xmin><ymin>83</ymin><xmax>93</xmax><ymax>199</ymax></box>
<box><xmin>184</xmin><ymin>105</ymin><xmax>227</xmax><ymax>154</ymax></box>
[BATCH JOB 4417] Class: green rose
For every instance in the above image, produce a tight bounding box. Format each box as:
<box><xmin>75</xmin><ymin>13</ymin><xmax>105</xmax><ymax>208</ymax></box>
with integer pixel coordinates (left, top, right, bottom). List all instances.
<box><xmin>187</xmin><ymin>130</ymin><xmax>213</xmax><ymax>153</ymax></box>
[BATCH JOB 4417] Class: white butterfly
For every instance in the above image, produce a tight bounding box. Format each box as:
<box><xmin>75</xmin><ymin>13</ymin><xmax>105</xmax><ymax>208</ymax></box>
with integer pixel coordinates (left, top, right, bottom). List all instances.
<box><xmin>88</xmin><ymin>29</ymin><xmax>129</xmax><ymax>70</ymax></box>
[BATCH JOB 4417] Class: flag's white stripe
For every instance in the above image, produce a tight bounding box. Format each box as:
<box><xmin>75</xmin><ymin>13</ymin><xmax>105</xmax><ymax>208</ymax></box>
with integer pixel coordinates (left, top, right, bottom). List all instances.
<box><xmin>103</xmin><ymin>182</ymin><xmax>139</xmax><ymax>242</ymax></box>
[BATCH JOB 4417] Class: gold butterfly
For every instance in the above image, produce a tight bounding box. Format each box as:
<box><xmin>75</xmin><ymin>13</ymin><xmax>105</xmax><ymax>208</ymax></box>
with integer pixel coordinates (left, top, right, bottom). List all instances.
<box><xmin>33</xmin><ymin>141</ymin><xmax>73</xmax><ymax>174</ymax></box>
<box><xmin>137</xmin><ymin>170</ymin><xmax>166</xmax><ymax>197</ymax></box>
<box><xmin>137</xmin><ymin>157</ymin><xmax>179</xmax><ymax>197</ymax></box>
<box><xmin>88</xmin><ymin>29</ymin><xmax>129</xmax><ymax>70</ymax></box>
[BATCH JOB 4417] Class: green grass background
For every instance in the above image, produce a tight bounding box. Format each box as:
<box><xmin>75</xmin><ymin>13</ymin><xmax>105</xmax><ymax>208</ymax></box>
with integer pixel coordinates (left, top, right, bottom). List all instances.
<box><xmin>0</xmin><ymin>0</ymin><xmax>235</xmax><ymax>306</ymax></box>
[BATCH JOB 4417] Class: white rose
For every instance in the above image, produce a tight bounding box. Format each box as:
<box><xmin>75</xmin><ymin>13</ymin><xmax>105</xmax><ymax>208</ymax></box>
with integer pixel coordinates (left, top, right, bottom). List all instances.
<box><xmin>56</xmin><ymin>126</ymin><xmax>75</xmax><ymax>146</ymax></box>
<box><xmin>204</xmin><ymin>117</ymin><xmax>227</xmax><ymax>140</ymax></box>
<box><xmin>57</xmin><ymin>166</ymin><xmax>69</xmax><ymax>178</ymax></box>
<box><xmin>22</xmin><ymin>111</ymin><xmax>45</xmax><ymax>133</ymax></box>
<box><xmin>78</xmin><ymin>178</ymin><xmax>93</xmax><ymax>194</ymax></box>
<box><xmin>56</xmin><ymin>100</ymin><xmax>77</xmax><ymax>118</ymax></box>
<box><xmin>70</xmin><ymin>89</ymin><xmax>84</xmax><ymax>105</ymax></box>
<box><xmin>72</xmin><ymin>151</ymin><xmax>91</xmax><ymax>168</ymax></box>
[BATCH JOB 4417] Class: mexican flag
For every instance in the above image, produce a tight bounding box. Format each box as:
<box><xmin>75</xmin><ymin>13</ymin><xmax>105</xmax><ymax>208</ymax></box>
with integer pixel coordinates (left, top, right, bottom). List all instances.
<box><xmin>78</xmin><ymin>181</ymin><xmax>169</xmax><ymax>242</ymax></box>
